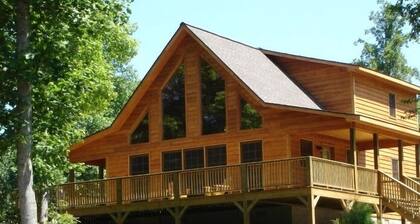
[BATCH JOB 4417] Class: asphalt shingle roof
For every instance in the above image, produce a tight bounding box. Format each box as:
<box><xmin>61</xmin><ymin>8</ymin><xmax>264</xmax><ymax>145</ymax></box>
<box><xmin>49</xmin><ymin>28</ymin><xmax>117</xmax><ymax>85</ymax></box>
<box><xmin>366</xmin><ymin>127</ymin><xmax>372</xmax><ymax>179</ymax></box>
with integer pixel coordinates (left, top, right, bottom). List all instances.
<box><xmin>186</xmin><ymin>24</ymin><xmax>321</xmax><ymax>110</ymax></box>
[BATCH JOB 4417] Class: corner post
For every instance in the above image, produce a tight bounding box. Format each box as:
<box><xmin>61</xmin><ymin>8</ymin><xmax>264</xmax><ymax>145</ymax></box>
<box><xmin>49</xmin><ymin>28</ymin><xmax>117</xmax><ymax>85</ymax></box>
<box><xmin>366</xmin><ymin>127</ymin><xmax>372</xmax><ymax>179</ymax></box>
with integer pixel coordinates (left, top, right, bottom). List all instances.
<box><xmin>307</xmin><ymin>192</ymin><xmax>317</xmax><ymax>224</ymax></box>
<box><xmin>350</xmin><ymin>127</ymin><xmax>358</xmax><ymax>192</ymax></box>
<box><xmin>241</xmin><ymin>164</ymin><xmax>249</xmax><ymax>193</ymax></box>
<box><xmin>398</xmin><ymin>140</ymin><xmax>404</xmax><ymax>180</ymax></box>
<box><xmin>415</xmin><ymin>144</ymin><xmax>419</xmax><ymax>178</ymax></box>
<box><xmin>373</xmin><ymin>133</ymin><xmax>379</xmax><ymax>170</ymax></box>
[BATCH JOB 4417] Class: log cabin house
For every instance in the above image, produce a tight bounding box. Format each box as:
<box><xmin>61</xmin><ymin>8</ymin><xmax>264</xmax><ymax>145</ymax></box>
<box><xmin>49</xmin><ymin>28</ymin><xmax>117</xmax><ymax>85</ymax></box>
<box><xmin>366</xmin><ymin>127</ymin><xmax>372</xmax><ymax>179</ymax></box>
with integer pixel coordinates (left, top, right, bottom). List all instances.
<box><xmin>55</xmin><ymin>23</ymin><xmax>420</xmax><ymax>224</ymax></box>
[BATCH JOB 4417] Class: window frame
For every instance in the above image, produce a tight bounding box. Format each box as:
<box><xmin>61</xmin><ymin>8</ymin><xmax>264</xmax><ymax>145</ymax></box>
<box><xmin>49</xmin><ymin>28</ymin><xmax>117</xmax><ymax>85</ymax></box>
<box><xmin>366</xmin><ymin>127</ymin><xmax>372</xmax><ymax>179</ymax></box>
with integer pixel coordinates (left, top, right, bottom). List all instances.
<box><xmin>162</xmin><ymin>150</ymin><xmax>183</xmax><ymax>172</ymax></box>
<box><xmin>130</xmin><ymin>112</ymin><xmax>150</xmax><ymax>144</ymax></box>
<box><xmin>183</xmin><ymin>148</ymin><xmax>205</xmax><ymax>170</ymax></box>
<box><xmin>300</xmin><ymin>139</ymin><xmax>313</xmax><ymax>157</ymax></box>
<box><xmin>206</xmin><ymin>145</ymin><xmax>227</xmax><ymax>167</ymax></box>
<box><xmin>129</xmin><ymin>154</ymin><xmax>150</xmax><ymax>176</ymax></box>
<box><xmin>240</xmin><ymin>140</ymin><xmax>263</xmax><ymax>163</ymax></box>
<box><xmin>239</xmin><ymin>97</ymin><xmax>263</xmax><ymax>130</ymax></box>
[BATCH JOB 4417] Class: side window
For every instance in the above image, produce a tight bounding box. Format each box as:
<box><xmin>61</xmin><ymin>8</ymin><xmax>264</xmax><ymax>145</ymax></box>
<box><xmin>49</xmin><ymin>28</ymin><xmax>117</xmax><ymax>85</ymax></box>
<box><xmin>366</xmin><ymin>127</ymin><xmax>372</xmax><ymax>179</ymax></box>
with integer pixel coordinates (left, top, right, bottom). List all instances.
<box><xmin>162</xmin><ymin>64</ymin><xmax>186</xmax><ymax>140</ymax></box>
<box><xmin>163</xmin><ymin>151</ymin><xmax>182</xmax><ymax>172</ymax></box>
<box><xmin>300</xmin><ymin>140</ymin><xmax>313</xmax><ymax>156</ymax></box>
<box><xmin>130</xmin><ymin>154</ymin><xmax>149</xmax><ymax>175</ymax></box>
<box><xmin>241</xmin><ymin>141</ymin><xmax>262</xmax><ymax>163</ymax></box>
<box><xmin>389</xmin><ymin>93</ymin><xmax>396</xmax><ymax>117</ymax></box>
<box><xmin>240</xmin><ymin>98</ymin><xmax>262</xmax><ymax>130</ymax></box>
<box><xmin>206</xmin><ymin>145</ymin><xmax>227</xmax><ymax>167</ymax></box>
<box><xmin>201</xmin><ymin>60</ymin><xmax>226</xmax><ymax>135</ymax></box>
<box><xmin>392</xmin><ymin>159</ymin><xmax>399</xmax><ymax>179</ymax></box>
<box><xmin>184</xmin><ymin>148</ymin><xmax>204</xmax><ymax>170</ymax></box>
<box><xmin>131</xmin><ymin>113</ymin><xmax>149</xmax><ymax>144</ymax></box>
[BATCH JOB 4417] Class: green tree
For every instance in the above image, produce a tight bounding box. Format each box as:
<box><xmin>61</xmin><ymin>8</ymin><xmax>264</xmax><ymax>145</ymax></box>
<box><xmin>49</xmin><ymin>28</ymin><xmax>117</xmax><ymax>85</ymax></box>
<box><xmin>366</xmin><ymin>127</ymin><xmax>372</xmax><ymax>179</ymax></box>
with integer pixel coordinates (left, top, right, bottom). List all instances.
<box><xmin>0</xmin><ymin>0</ymin><xmax>138</xmax><ymax>223</ymax></box>
<box><xmin>354</xmin><ymin>1</ymin><xmax>419</xmax><ymax>82</ymax></box>
<box><xmin>332</xmin><ymin>202</ymin><xmax>374</xmax><ymax>224</ymax></box>
<box><xmin>389</xmin><ymin>0</ymin><xmax>419</xmax><ymax>41</ymax></box>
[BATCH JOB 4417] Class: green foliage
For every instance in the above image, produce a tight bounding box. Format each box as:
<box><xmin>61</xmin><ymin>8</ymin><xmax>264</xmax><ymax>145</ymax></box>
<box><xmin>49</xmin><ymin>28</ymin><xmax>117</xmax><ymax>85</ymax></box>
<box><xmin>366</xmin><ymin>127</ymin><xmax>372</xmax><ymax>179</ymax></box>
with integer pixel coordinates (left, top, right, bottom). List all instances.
<box><xmin>354</xmin><ymin>1</ymin><xmax>419</xmax><ymax>82</ymax></box>
<box><xmin>48</xmin><ymin>211</ymin><xmax>79</xmax><ymax>224</ymax></box>
<box><xmin>332</xmin><ymin>203</ymin><xmax>375</xmax><ymax>224</ymax></box>
<box><xmin>388</xmin><ymin>0</ymin><xmax>419</xmax><ymax>41</ymax></box>
<box><xmin>0</xmin><ymin>0</ymin><xmax>139</xmax><ymax>222</ymax></box>
<box><xmin>240</xmin><ymin>99</ymin><xmax>262</xmax><ymax>130</ymax></box>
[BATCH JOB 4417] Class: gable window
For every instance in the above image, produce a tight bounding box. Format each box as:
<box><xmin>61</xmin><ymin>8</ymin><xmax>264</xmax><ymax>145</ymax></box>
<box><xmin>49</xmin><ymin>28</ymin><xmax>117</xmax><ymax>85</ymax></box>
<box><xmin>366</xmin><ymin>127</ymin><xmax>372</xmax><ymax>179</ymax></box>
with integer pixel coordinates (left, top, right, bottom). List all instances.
<box><xmin>300</xmin><ymin>139</ymin><xmax>313</xmax><ymax>156</ymax></box>
<box><xmin>130</xmin><ymin>154</ymin><xmax>149</xmax><ymax>175</ymax></box>
<box><xmin>389</xmin><ymin>93</ymin><xmax>396</xmax><ymax>117</ymax></box>
<box><xmin>184</xmin><ymin>148</ymin><xmax>204</xmax><ymax>170</ymax></box>
<box><xmin>131</xmin><ymin>114</ymin><xmax>149</xmax><ymax>144</ymax></box>
<box><xmin>240</xmin><ymin>99</ymin><xmax>262</xmax><ymax>130</ymax></box>
<box><xmin>162</xmin><ymin>64</ymin><xmax>186</xmax><ymax>140</ymax></box>
<box><xmin>241</xmin><ymin>141</ymin><xmax>262</xmax><ymax>163</ymax></box>
<box><xmin>163</xmin><ymin>151</ymin><xmax>182</xmax><ymax>172</ymax></box>
<box><xmin>206</xmin><ymin>145</ymin><xmax>227</xmax><ymax>167</ymax></box>
<box><xmin>201</xmin><ymin>60</ymin><xmax>226</xmax><ymax>135</ymax></box>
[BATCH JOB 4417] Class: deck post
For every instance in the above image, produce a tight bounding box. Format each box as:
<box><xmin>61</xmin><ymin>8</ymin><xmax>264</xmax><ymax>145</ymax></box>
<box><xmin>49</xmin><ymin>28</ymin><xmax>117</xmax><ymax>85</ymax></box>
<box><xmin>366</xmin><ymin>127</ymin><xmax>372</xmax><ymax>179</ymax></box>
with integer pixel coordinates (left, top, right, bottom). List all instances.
<box><xmin>234</xmin><ymin>200</ymin><xmax>258</xmax><ymax>224</ymax></box>
<box><xmin>241</xmin><ymin>164</ymin><xmax>249</xmax><ymax>193</ymax></box>
<box><xmin>68</xmin><ymin>169</ymin><xmax>75</xmax><ymax>183</ymax></box>
<box><xmin>415</xmin><ymin>144</ymin><xmax>419</xmax><ymax>178</ymax></box>
<box><xmin>307</xmin><ymin>193</ymin><xmax>318</xmax><ymax>224</ymax></box>
<box><xmin>173</xmin><ymin>172</ymin><xmax>180</xmax><ymax>199</ymax></box>
<box><xmin>110</xmin><ymin>212</ymin><xmax>129</xmax><ymax>224</ymax></box>
<box><xmin>349</xmin><ymin>127</ymin><xmax>358</xmax><ymax>192</ymax></box>
<box><xmin>116</xmin><ymin>178</ymin><xmax>122</xmax><ymax>204</ymax></box>
<box><xmin>398</xmin><ymin>140</ymin><xmax>404</xmax><ymax>180</ymax></box>
<box><xmin>373</xmin><ymin>133</ymin><xmax>379</xmax><ymax>170</ymax></box>
<box><xmin>167</xmin><ymin>206</ymin><xmax>188</xmax><ymax>224</ymax></box>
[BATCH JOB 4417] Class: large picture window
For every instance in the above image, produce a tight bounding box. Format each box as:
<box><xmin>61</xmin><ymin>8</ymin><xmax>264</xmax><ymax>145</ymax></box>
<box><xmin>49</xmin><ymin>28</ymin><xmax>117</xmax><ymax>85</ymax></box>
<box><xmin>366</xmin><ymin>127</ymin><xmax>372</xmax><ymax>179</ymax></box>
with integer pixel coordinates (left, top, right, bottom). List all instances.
<box><xmin>240</xmin><ymin>99</ymin><xmax>262</xmax><ymax>130</ymax></box>
<box><xmin>201</xmin><ymin>60</ymin><xmax>226</xmax><ymax>135</ymax></box>
<box><xmin>162</xmin><ymin>64</ymin><xmax>186</xmax><ymax>140</ymax></box>
<box><xmin>131</xmin><ymin>114</ymin><xmax>149</xmax><ymax>144</ymax></box>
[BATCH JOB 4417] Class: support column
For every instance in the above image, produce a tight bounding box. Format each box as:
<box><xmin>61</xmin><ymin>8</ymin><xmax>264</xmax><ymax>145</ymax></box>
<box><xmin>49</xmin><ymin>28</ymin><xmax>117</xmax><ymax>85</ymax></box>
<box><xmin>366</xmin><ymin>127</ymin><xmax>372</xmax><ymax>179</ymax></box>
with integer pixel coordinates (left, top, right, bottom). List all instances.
<box><xmin>398</xmin><ymin>140</ymin><xmax>404</xmax><ymax>180</ymax></box>
<box><xmin>415</xmin><ymin>144</ymin><xmax>419</xmax><ymax>178</ymax></box>
<box><xmin>307</xmin><ymin>194</ymin><xmax>320</xmax><ymax>224</ymax></box>
<box><xmin>349</xmin><ymin>127</ymin><xmax>358</xmax><ymax>192</ymax></box>
<box><xmin>373</xmin><ymin>133</ymin><xmax>379</xmax><ymax>170</ymax></box>
<box><xmin>110</xmin><ymin>212</ymin><xmax>130</xmax><ymax>224</ymax></box>
<box><xmin>68</xmin><ymin>169</ymin><xmax>75</xmax><ymax>182</ymax></box>
<box><xmin>167</xmin><ymin>206</ymin><xmax>188</xmax><ymax>224</ymax></box>
<box><xmin>373</xmin><ymin>204</ymin><xmax>382</xmax><ymax>224</ymax></box>
<box><xmin>234</xmin><ymin>200</ymin><xmax>258</xmax><ymax>224</ymax></box>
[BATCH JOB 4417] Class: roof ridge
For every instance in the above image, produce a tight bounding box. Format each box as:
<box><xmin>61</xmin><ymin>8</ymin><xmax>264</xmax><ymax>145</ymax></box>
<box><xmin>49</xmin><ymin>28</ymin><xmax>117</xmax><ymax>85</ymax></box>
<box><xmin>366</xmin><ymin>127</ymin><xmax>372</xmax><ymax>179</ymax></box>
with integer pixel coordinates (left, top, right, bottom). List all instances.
<box><xmin>181</xmin><ymin>22</ymin><xmax>260</xmax><ymax>51</ymax></box>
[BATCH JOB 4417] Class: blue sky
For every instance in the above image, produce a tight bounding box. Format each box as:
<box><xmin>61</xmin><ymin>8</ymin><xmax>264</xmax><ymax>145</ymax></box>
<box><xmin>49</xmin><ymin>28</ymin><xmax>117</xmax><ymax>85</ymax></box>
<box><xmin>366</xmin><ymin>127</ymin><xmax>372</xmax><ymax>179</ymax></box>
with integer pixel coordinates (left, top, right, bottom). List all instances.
<box><xmin>129</xmin><ymin>0</ymin><xmax>419</xmax><ymax>82</ymax></box>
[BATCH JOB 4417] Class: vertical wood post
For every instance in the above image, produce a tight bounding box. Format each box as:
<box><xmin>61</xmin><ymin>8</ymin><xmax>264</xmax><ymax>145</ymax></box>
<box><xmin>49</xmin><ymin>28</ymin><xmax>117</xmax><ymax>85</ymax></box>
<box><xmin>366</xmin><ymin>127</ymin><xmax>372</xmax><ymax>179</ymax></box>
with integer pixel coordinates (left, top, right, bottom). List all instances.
<box><xmin>241</xmin><ymin>164</ymin><xmax>249</xmax><ymax>193</ymax></box>
<box><xmin>99</xmin><ymin>165</ymin><xmax>104</xmax><ymax>179</ymax></box>
<box><xmin>415</xmin><ymin>144</ymin><xmax>419</xmax><ymax>178</ymax></box>
<box><xmin>68</xmin><ymin>169</ymin><xmax>75</xmax><ymax>183</ymax></box>
<box><xmin>398</xmin><ymin>140</ymin><xmax>404</xmax><ymax>180</ymax></box>
<box><xmin>308</xmin><ymin>156</ymin><xmax>313</xmax><ymax>187</ymax></box>
<box><xmin>373</xmin><ymin>133</ymin><xmax>379</xmax><ymax>170</ymax></box>
<box><xmin>116</xmin><ymin>178</ymin><xmax>122</xmax><ymax>204</ymax></box>
<box><xmin>173</xmin><ymin>172</ymin><xmax>180</xmax><ymax>199</ymax></box>
<box><xmin>307</xmin><ymin>194</ymin><xmax>316</xmax><ymax>224</ymax></box>
<box><xmin>350</xmin><ymin>127</ymin><xmax>358</xmax><ymax>192</ymax></box>
<box><xmin>243</xmin><ymin>201</ymin><xmax>250</xmax><ymax>224</ymax></box>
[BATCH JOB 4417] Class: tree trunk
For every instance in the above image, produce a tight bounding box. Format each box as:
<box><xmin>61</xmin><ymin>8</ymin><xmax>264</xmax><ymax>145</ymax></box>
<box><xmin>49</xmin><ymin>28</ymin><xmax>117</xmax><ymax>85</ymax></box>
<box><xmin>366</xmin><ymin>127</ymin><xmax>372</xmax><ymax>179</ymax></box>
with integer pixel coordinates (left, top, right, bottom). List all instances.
<box><xmin>15</xmin><ymin>0</ymin><xmax>38</xmax><ymax>223</ymax></box>
<box><xmin>39</xmin><ymin>191</ymin><xmax>49</xmax><ymax>224</ymax></box>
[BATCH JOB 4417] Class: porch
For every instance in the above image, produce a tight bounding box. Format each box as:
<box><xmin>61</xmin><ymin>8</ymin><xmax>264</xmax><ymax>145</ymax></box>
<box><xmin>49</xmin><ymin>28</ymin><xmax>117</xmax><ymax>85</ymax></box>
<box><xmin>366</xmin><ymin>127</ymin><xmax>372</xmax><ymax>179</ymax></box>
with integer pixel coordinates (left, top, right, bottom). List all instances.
<box><xmin>55</xmin><ymin>156</ymin><xmax>383</xmax><ymax>223</ymax></box>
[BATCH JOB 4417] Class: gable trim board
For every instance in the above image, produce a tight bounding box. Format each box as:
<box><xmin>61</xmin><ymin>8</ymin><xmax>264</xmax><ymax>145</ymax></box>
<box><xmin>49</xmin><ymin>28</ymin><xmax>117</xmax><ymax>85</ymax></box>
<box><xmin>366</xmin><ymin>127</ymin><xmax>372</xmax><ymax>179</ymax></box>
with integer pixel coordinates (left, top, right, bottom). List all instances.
<box><xmin>70</xmin><ymin>23</ymin><xmax>420</xmax><ymax>153</ymax></box>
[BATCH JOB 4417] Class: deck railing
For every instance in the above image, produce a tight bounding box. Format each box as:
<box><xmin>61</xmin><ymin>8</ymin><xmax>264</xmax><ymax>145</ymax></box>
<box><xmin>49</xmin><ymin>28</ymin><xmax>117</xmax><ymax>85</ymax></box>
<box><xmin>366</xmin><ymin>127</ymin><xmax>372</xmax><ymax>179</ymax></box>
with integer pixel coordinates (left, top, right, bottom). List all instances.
<box><xmin>55</xmin><ymin>156</ymin><xmax>378</xmax><ymax>210</ymax></box>
<box><xmin>401</xmin><ymin>176</ymin><xmax>420</xmax><ymax>193</ymax></box>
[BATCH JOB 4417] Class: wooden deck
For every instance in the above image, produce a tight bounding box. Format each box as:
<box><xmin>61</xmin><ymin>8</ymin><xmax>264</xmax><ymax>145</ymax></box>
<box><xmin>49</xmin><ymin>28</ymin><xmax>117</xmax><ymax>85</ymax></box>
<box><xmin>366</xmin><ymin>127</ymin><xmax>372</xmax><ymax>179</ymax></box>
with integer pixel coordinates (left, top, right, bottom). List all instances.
<box><xmin>54</xmin><ymin>156</ymin><xmax>380</xmax><ymax>216</ymax></box>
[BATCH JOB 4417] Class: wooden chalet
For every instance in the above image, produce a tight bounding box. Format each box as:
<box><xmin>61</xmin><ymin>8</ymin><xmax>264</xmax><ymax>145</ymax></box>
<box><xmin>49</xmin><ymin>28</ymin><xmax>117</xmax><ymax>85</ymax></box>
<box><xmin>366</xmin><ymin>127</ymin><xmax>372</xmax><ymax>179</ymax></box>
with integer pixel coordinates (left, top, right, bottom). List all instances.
<box><xmin>55</xmin><ymin>23</ymin><xmax>420</xmax><ymax>224</ymax></box>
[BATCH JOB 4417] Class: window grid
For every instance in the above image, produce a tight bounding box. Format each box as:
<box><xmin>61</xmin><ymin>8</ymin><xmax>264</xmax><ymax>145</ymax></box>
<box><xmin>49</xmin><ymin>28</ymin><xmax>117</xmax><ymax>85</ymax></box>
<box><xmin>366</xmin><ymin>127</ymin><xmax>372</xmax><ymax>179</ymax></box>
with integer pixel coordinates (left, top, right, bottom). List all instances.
<box><xmin>241</xmin><ymin>141</ymin><xmax>262</xmax><ymax>163</ymax></box>
<box><xmin>130</xmin><ymin>155</ymin><xmax>149</xmax><ymax>175</ymax></box>
<box><xmin>184</xmin><ymin>148</ymin><xmax>204</xmax><ymax>170</ymax></box>
<box><xmin>163</xmin><ymin>151</ymin><xmax>182</xmax><ymax>172</ymax></box>
<box><xmin>206</xmin><ymin>146</ymin><xmax>227</xmax><ymax>167</ymax></box>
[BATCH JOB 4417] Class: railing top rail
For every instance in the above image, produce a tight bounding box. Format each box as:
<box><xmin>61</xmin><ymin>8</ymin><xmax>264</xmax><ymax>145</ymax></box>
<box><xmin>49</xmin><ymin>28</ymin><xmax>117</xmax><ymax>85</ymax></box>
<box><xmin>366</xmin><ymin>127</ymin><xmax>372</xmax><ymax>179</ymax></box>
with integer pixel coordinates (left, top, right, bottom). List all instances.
<box><xmin>378</xmin><ymin>171</ymin><xmax>420</xmax><ymax>197</ymax></box>
<box><xmin>404</xmin><ymin>175</ymin><xmax>420</xmax><ymax>184</ymax></box>
<box><xmin>311</xmin><ymin>156</ymin><xmax>356</xmax><ymax>168</ymax></box>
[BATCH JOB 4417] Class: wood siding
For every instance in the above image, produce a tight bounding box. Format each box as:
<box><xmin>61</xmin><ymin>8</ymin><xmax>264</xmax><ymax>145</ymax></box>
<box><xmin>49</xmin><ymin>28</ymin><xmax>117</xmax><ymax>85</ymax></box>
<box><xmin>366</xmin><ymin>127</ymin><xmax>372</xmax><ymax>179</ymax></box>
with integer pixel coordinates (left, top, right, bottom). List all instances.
<box><xmin>354</xmin><ymin>74</ymin><xmax>418</xmax><ymax>131</ymax></box>
<box><xmin>268</xmin><ymin>57</ymin><xmax>353</xmax><ymax>113</ymax></box>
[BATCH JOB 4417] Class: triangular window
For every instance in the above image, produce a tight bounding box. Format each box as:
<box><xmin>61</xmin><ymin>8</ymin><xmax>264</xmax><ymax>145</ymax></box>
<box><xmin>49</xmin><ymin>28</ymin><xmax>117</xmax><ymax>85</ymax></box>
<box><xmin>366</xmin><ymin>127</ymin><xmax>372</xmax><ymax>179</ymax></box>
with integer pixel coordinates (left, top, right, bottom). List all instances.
<box><xmin>240</xmin><ymin>99</ymin><xmax>262</xmax><ymax>129</ymax></box>
<box><xmin>131</xmin><ymin>113</ymin><xmax>149</xmax><ymax>144</ymax></box>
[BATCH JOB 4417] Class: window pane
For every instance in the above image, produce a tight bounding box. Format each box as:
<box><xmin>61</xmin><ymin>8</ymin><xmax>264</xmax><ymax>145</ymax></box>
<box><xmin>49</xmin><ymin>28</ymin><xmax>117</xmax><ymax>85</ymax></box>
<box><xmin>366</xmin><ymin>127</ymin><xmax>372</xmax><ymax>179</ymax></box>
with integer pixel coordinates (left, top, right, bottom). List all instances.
<box><xmin>241</xmin><ymin>141</ymin><xmax>262</xmax><ymax>163</ymax></box>
<box><xmin>240</xmin><ymin>99</ymin><xmax>262</xmax><ymax>129</ymax></box>
<box><xmin>392</xmin><ymin>159</ymin><xmax>399</xmax><ymax>179</ymax></box>
<box><xmin>300</xmin><ymin>140</ymin><xmax>312</xmax><ymax>156</ymax></box>
<box><xmin>163</xmin><ymin>151</ymin><xmax>182</xmax><ymax>171</ymax></box>
<box><xmin>206</xmin><ymin>146</ymin><xmax>227</xmax><ymax>167</ymax></box>
<box><xmin>201</xmin><ymin>60</ymin><xmax>226</xmax><ymax>135</ymax></box>
<box><xmin>184</xmin><ymin>148</ymin><xmax>204</xmax><ymax>170</ymax></box>
<box><xmin>162</xmin><ymin>65</ymin><xmax>186</xmax><ymax>140</ymax></box>
<box><xmin>130</xmin><ymin>155</ymin><xmax>149</xmax><ymax>175</ymax></box>
<box><xmin>389</xmin><ymin>93</ymin><xmax>396</xmax><ymax>117</ymax></box>
<box><xmin>131</xmin><ymin>114</ymin><xmax>149</xmax><ymax>144</ymax></box>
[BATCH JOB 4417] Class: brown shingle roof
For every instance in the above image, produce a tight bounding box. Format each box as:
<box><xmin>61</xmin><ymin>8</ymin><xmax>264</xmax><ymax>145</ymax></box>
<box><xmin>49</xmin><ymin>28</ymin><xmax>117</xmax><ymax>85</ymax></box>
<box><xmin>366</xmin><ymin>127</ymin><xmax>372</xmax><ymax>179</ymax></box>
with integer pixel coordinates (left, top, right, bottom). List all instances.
<box><xmin>185</xmin><ymin>24</ymin><xmax>321</xmax><ymax>110</ymax></box>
